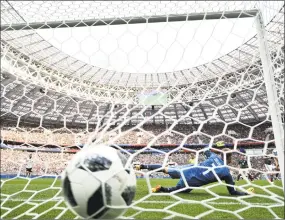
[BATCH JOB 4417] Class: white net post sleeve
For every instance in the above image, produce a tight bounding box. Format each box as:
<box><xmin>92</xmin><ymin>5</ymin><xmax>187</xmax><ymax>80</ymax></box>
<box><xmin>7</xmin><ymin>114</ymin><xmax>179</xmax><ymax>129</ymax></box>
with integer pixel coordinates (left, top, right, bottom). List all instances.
<box><xmin>255</xmin><ymin>12</ymin><xmax>284</xmax><ymax>188</ymax></box>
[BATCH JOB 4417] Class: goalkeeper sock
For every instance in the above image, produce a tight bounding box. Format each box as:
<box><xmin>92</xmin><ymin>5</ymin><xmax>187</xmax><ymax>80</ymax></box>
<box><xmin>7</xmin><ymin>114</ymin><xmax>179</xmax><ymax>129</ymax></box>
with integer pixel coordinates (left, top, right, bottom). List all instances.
<box><xmin>141</xmin><ymin>164</ymin><xmax>163</xmax><ymax>171</ymax></box>
<box><xmin>160</xmin><ymin>186</ymin><xmax>169</xmax><ymax>192</ymax></box>
<box><xmin>160</xmin><ymin>186</ymin><xmax>190</xmax><ymax>193</ymax></box>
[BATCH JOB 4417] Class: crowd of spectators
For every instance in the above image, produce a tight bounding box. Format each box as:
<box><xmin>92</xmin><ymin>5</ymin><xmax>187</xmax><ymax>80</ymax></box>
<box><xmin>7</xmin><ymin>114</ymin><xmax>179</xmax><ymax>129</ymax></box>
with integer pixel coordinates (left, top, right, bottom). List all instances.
<box><xmin>1</xmin><ymin>127</ymin><xmax>88</xmax><ymax>146</ymax></box>
<box><xmin>1</xmin><ymin>122</ymin><xmax>274</xmax><ymax>147</ymax></box>
<box><xmin>0</xmin><ymin>122</ymin><xmax>276</xmax><ymax>179</ymax></box>
<box><xmin>0</xmin><ymin>147</ymin><xmax>276</xmax><ymax>180</ymax></box>
<box><xmin>1</xmin><ymin>149</ymin><xmax>73</xmax><ymax>176</ymax></box>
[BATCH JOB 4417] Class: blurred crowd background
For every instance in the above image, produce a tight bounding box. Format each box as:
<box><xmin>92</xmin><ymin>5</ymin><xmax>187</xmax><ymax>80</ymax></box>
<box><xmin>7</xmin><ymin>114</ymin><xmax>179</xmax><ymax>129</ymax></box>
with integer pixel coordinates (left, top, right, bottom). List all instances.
<box><xmin>0</xmin><ymin>122</ymin><xmax>276</xmax><ymax>180</ymax></box>
<box><xmin>1</xmin><ymin>122</ymin><xmax>273</xmax><ymax>146</ymax></box>
<box><xmin>0</xmin><ymin>147</ymin><xmax>275</xmax><ymax>180</ymax></box>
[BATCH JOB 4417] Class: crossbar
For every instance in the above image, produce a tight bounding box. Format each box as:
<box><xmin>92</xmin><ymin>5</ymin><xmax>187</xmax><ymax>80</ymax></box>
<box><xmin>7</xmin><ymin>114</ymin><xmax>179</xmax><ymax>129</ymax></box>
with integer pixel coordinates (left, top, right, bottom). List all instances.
<box><xmin>1</xmin><ymin>10</ymin><xmax>259</xmax><ymax>31</ymax></box>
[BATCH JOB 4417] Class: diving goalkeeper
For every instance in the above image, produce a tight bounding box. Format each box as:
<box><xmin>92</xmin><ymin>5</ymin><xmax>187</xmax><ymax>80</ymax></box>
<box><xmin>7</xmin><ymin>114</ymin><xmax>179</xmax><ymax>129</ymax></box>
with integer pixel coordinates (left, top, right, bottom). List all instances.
<box><xmin>134</xmin><ymin>148</ymin><xmax>251</xmax><ymax>195</ymax></box>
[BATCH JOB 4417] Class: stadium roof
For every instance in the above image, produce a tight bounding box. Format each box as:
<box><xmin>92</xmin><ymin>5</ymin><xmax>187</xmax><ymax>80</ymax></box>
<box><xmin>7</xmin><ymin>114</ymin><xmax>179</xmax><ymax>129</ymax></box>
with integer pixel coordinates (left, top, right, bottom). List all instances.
<box><xmin>1</xmin><ymin>1</ymin><xmax>284</xmax><ymax>87</ymax></box>
<box><xmin>1</xmin><ymin>71</ymin><xmax>268</xmax><ymax>127</ymax></box>
<box><xmin>0</xmin><ymin>1</ymin><xmax>284</xmax><ymax>126</ymax></box>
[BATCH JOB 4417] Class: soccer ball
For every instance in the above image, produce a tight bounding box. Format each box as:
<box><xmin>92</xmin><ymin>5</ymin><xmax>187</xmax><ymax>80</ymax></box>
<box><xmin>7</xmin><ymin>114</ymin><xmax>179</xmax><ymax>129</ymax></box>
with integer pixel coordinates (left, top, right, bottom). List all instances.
<box><xmin>61</xmin><ymin>144</ymin><xmax>136</xmax><ymax>219</ymax></box>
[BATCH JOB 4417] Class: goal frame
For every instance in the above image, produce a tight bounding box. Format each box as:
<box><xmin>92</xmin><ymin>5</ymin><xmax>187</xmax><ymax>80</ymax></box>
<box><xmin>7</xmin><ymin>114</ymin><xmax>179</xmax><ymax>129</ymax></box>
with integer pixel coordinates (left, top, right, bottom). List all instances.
<box><xmin>1</xmin><ymin>5</ymin><xmax>284</xmax><ymax>218</ymax></box>
<box><xmin>255</xmin><ymin>12</ymin><xmax>284</xmax><ymax>190</ymax></box>
<box><xmin>1</xmin><ymin>10</ymin><xmax>258</xmax><ymax>31</ymax></box>
<box><xmin>3</xmin><ymin>8</ymin><xmax>282</xmax><ymax>188</ymax></box>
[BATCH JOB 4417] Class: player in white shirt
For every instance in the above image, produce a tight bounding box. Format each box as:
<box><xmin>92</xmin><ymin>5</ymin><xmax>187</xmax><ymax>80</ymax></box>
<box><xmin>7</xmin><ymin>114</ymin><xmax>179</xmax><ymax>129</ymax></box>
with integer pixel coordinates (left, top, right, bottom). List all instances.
<box><xmin>264</xmin><ymin>155</ymin><xmax>279</xmax><ymax>182</ymax></box>
<box><xmin>26</xmin><ymin>154</ymin><xmax>33</xmax><ymax>177</ymax></box>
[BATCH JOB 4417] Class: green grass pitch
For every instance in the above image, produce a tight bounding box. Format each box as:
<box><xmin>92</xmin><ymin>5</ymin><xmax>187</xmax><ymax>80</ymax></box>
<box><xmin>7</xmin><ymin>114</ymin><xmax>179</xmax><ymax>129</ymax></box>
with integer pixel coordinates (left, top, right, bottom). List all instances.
<box><xmin>1</xmin><ymin>178</ymin><xmax>284</xmax><ymax>219</ymax></box>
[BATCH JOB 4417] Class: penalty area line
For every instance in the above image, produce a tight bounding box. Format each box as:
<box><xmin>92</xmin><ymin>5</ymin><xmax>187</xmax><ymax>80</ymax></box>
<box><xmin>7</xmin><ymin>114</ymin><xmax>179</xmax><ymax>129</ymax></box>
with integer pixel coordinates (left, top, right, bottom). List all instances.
<box><xmin>138</xmin><ymin>201</ymin><xmax>284</xmax><ymax>206</ymax></box>
<box><xmin>1</xmin><ymin>198</ymin><xmax>283</xmax><ymax>206</ymax></box>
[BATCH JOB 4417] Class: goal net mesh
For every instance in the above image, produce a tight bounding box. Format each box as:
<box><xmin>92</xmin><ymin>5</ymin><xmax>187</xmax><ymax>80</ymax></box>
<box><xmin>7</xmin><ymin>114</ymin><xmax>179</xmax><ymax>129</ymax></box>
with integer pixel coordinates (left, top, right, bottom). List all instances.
<box><xmin>1</xmin><ymin>1</ymin><xmax>284</xmax><ymax>219</ymax></box>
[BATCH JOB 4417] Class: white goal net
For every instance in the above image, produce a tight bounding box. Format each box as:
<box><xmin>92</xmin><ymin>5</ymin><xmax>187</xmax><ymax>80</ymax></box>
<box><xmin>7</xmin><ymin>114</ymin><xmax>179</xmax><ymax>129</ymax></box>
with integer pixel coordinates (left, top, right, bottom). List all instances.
<box><xmin>1</xmin><ymin>1</ymin><xmax>284</xmax><ymax>219</ymax></box>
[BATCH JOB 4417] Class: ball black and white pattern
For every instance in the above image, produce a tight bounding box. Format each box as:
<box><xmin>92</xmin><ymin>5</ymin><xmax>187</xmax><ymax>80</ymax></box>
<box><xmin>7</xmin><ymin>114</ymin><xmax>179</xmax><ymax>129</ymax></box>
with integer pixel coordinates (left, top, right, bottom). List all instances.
<box><xmin>61</xmin><ymin>144</ymin><xmax>136</xmax><ymax>219</ymax></box>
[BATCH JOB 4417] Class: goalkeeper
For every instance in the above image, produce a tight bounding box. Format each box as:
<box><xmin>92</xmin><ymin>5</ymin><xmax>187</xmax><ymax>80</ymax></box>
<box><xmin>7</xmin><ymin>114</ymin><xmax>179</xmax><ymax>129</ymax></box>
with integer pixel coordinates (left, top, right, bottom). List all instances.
<box><xmin>135</xmin><ymin>148</ymin><xmax>250</xmax><ymax>196</ymax></box>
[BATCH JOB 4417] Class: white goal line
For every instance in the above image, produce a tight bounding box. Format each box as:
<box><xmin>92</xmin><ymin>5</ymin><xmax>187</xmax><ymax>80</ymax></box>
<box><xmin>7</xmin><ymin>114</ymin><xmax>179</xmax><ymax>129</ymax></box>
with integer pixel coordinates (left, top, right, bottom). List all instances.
<box><xmin>1</xmin><ymin>198</ymin><xmax>283</xmax><ymax>206</ymax></box>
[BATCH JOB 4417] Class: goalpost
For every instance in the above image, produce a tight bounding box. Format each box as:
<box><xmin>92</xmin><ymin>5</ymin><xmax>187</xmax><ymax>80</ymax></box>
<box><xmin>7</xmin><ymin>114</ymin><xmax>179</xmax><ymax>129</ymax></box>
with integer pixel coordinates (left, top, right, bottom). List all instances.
<box><xmin>255</xmin><ymin>12</ymin><xmax>284</xmax><ymax>188</ymax></box>
<box><xmin>1</xmin><ymin>1</ymin><xmax>284</xmax><ymax>219</ymax></box>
